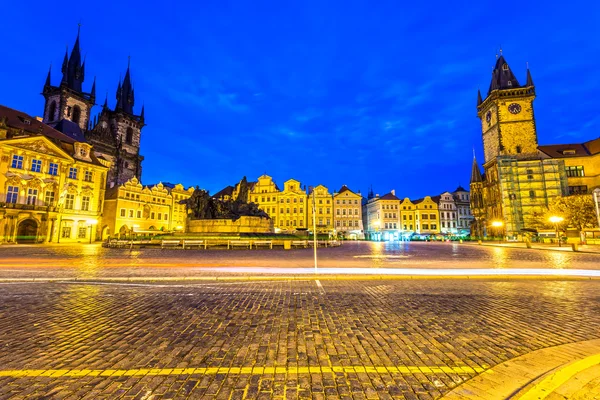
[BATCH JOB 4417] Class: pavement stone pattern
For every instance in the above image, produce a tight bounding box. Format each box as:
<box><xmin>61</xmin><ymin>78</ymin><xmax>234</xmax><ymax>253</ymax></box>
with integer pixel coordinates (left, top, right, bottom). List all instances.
<box><xmin>0</xmin><ymin>280</ymin><xmax>599</xmax><ymax>399</ymax></box>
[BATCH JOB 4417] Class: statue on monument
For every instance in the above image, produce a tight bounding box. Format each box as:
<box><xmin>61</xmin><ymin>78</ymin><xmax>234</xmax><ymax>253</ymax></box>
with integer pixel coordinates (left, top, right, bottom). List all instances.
<box><xmin>181</xmin><ymin>177</ymin><xmax>269</xmax><ymax>221</ymax></box>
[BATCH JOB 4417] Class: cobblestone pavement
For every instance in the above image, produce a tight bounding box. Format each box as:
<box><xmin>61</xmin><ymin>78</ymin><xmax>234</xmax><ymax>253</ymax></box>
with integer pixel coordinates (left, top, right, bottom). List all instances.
<box><xmin>0</xmin><ymin>279</ymin><xmax>599</xmax><ymax>399</ymax></box>
<box><xmin>0</xmin><ymin>241</ymin><xmax>599</xmax><ymax>280</ymax></box>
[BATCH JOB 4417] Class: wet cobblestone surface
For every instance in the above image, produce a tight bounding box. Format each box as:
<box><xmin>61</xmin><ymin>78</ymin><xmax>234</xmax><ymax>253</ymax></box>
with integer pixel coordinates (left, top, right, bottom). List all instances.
<box><xmin>0</xmin><ymin>279</ymin><xmax>599</xmax><ymax>399</ymax></box>
<box><xmin>0</xmin><ymin>241</ymin><xmax>599</xmax><ymax>280</ymax></box>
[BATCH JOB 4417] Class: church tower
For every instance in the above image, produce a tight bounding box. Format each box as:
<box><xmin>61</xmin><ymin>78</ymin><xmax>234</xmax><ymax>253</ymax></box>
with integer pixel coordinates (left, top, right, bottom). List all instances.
<box><xmin>476</xmin><ymin>53</ymin><xmax>537</xmax><ymax>164</ymax></box>
<box><xmin>42</xmin><ymin>27</ymin><xmax>95</xmax><ymax>134</ymax></box>
<box><xmin>87</xmin><ymin>61</ymin><xmax>145</xmax><ymax>188</ymax></box>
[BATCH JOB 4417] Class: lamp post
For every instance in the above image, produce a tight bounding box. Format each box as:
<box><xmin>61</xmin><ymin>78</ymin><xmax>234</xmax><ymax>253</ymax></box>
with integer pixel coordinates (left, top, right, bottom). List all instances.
<box><xmin>87</xmin><ymin>219</ymin><xmax>98</xmax><ymax>244</ymax></box>
<box><xmin>491</xmin><ymin>220</ymin><xmax>503</xmax><ymax>244</ymax></box>
<box><xmin>549</xmin><ymin>216</ymin><xmax>564</xmax><ymax>247</ymax></box>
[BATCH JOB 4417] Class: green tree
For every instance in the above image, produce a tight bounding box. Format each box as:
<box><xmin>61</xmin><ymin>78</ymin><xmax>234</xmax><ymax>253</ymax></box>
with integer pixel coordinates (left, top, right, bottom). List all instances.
<box><xmin>546</xmin><ymin>195</ymin><xmax>597</xmax><ymax>243</ymax></box>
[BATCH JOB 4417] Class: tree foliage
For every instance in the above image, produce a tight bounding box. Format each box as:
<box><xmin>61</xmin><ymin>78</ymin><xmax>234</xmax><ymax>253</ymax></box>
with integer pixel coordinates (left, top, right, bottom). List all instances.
<box><xmin>545</xmin><ymin>194</ymin><xmax>597</xmax><ymax>232</ymax></box>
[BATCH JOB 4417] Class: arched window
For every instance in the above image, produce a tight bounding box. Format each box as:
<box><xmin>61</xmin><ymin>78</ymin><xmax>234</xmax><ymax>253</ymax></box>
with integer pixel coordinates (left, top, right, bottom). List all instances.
<box><xmin>72</xmin><ymin>105</ymin><xmax>81</xmax><ymax>124</ymax></box>
<box><xmin>125</xmin><ymin>127</ymin><xmax>134</xmax><ymax>145</ymax></box>
<box><xmin>48</xmin><ymin>101</ymin><xmax>56</xmax><ymax>122</ymax></box>
<box><xmin>502</xmin><ymin>63</ymin><xmax>508</xmax><ymax>71</ymax></box>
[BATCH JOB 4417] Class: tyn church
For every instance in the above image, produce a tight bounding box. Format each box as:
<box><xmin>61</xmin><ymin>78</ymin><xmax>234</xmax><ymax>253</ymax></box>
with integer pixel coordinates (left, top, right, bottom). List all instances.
<box><xmin>42</xmin><ymin>28</ymin><xmax>145</xmax><ymax>189</ymax></box>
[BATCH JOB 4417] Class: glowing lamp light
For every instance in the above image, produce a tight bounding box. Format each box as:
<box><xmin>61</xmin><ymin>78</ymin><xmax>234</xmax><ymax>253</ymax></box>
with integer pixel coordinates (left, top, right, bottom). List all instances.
<box><xmin>549</xmin><ymin>216</ymin><xmax>564</xmax><ymax>224</ymax></box>
<box><xmin>86</xmin><ymin>219</ymin><xmax>98</xmax><ymax>225</ymax></box>
<box><xmin>491</xmin><ymin>220</ymin><xmax>503</xmax><ymax>227</ymax></box>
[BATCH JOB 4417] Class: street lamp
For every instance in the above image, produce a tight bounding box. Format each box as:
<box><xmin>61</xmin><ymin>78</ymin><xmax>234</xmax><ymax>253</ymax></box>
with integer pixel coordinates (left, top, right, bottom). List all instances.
<box><xmin>87</xmin><ymin>219</ymin><xmax>98</xmax><ymax>244</ymax></box>
<box><xmin>549</xmin><ymin>216</ymin><xmax>564</xmax><ymax>247</ymax></box>
<box><xmin>491</xmin><ymin>220</ymin><xmax>503</xmax><ymax>244</ymax></box>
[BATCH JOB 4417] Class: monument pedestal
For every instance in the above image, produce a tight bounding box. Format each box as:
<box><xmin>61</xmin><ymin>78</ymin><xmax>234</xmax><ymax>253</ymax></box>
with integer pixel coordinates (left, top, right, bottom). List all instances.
<box><xmin>187</xmin><ymin>216</ymin><xmax>273</xmax><ymax>234</ymax></box>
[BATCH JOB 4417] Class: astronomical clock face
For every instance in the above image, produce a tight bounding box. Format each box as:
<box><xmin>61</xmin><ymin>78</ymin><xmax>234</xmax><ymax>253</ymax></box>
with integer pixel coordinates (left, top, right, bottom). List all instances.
<box><xmin>486</xmin><ymin>111</ymin><xmax>492</xmax><ymax>123</ymax></box>
<box><xmin>508</xmin><ymin>103</ymin><xmax>522</xmax><ymax>114</ymax></box>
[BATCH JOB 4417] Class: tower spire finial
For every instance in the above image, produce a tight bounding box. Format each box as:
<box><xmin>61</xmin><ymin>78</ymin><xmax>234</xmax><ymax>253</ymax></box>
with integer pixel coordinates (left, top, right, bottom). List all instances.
<box><xmin>499</xmin><ymin>46</ymin><xmax>502</xmax><ymax>56</ymax></box>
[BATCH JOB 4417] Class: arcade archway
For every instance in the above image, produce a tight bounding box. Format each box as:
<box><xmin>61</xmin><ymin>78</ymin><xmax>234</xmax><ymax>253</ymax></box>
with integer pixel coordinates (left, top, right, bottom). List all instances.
<box><xmin>16</xmin><ymin>219</ymin><xmax>39</xmax><ymax>244</ymax></box>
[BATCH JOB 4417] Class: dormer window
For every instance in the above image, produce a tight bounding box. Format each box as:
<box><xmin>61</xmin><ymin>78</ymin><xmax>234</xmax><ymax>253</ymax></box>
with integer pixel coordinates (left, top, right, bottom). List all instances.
<box><xmin>79</xmin><ymin>148</ymin><xmax>87</xmax><ymax>157</ymax></box>
<box><xmin>502</xmin><ymin>64</ymin><xmax>508</xmax><ymax>71</ymax></box>
<box><xmin>562</xmin><ymin>149</ymin><xmax>576</xmax><ymax>155</ymax></box>
<box><xmin>507</xmin><ymin>80</ymin><xmax>512</xmax><ymax>86</ymax></box>
<box><xmin>23</xmin><ymin>119</ymin><xmax>31</xmax><ymax>125</ymax></box>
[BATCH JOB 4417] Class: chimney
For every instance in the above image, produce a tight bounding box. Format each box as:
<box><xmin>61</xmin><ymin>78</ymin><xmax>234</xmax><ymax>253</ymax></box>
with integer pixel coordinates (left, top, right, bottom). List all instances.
<box><xmin>391</xmin><ymin>189</ymin><xmax>395</xmax><ymax>196</ymax></box>
<box><xmin>376</xmin><ymin>194</ymin><xmax>379</xmax><ymax>198</ymax></box>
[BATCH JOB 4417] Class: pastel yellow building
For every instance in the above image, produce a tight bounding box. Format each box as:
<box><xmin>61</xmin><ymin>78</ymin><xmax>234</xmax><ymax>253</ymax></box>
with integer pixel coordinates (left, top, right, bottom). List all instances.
<box><xmin>413</xmin><ymin>196</ymin><xmax>440</xmax><ymax>235</ymax></box>
<box><xmin>249</xmin><ymin>174</ymin><xmax>280</xmax><ymax>223</ymax></box>
<box><xmin>102</xmin><ymin>177</ymin><xmax>193</xmax><ymax>238</ymax></box>
<box><xmin>0</xmin><ymin>105</ymin><xmax>108</xmax><ymax>243</ymax></box>
<box><xmin>539</xmin><ymin>137</ymin><xmax>600</xmax><ymax>194</ymax></box>
<box><xmin>333</xmin><ymin>185</ymin><xmax>363</xmax><ymax>239</ymax></box>
<box><xmin>399</xmin><ymin>198</ymin><xmax>417</xmax><ymax>233</ymax></box>
<box><xmin>308</xmin><ymin>185</ymin><xmax>333</xmax><ymax>234</ymax></box>
<box><xmin>276</xmin><ymin>179</ymin><xmax>307</xmax><ymax>232</ymax></box>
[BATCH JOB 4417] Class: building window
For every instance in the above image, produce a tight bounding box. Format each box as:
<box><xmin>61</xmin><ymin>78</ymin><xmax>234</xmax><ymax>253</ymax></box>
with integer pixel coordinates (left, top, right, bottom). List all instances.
<box><xmin>65</xmin><ymin>194</ymin><xmax>75</xmax><ymax>209</ymax></box>
<box><xmin>126</xmin><ymin>127</ymin><xmax>134</xmax><ymax>145</ymax></box>
<box><xmin>516</xmin><ymin>145</ymin><xmax>522</xmax><ymax>154</ymax></box>
<box><xmin>25</xmin><ymin>188</ymin><xmax>38</xmax><ymax>205</ymax></box>
<box><xmin>502</xmin><ymin>63</ymin><xmax>508</xmax><ymax>71</ymax></box>
<box><xmin>565</xmin><ymin>166</ymin><xmax>585</xmax><ymax>177</ymax></box>
<box><xmin>7</xmin><ymin>186</ymin><xmax>19</xmax><ymax>203</ymax></box>
<box><xmin>568</xmin><ymin>186</ymin><xmax>588</xmax><ymax>195</ymax></box>
<box><xmin>84</xmin><ymin>171</ymin><xmax>93</xmax><ymax>182</ymax></box>
<box><xmin>31</xmin><ymin>159</ymin><xmax>42</xmax><ymax>173</ymax></box>
<box><xmin>430</xmin><ymin>214</ymin><xmax>436</xmax><ymax>219</ymax></box>
<box><xmin>137</xmin><ymin>210</ymin><xmax>142</xmax><ymax>218</ymax></box>
<box><xmin>81</xmin><ymin>196</ymin><xmax>90</xmax><ymax>211</ymax></box>
<box><xmin>164</xmin><ymin>214</ymin><xmax>168</xmax><ymax>220</ymax></box>
<box><xmin>48</xmin><ymin>101</ymin><xmax>57</xmax><ymax>122</ymax></box>
<box><xmin>529</xmin><ymin>190</ymin><xmax>536</xmax><ymax>199</ymax></box>
<box><xmin>61</xmin><ymin>227</ymin><xmax>71</xmax><ymax>238</ymax></box>
<box><xmin>78</xmin><ymin>226</ymin><xmax>87</xmax><ymax>239</ymax></box>
<box><xmin>151</xmin><ymin>212</ymin><xmax>155</xmax><ymax>219</ymax></box>
<box><xmin>49</xmin><ymin>162</ymin><xmax>59</xmax><ymax>175</ymax></box>
<box><xmin>431</xmin><ymin>224</ymin><xmax>437</xmax><ymax>230</ymax></box>
<box><xmin>11</xmin><ymin>155</ymin><xmax>24</xmax><ymax>169</ymax></box>
<box><xmin>68</xmin><ymin>167</ymin><xmax>78</xmax><ymax>179</ymax></box>
<box><xmin>120</xmin><ymin>209</ymin><xmax>126</xmax><ymax>217</ymax></box>
<box><xmin>72</xmin><ymin>105</ymin><xmax>81</xmax><ymax>124</ymax></box>
<box><xmin>45</xmin><ymin>191</ymin><xmax>55</xmax><ymax>206</ymax></box>
<box><xmin>129</xmin><ymin>209</ymin><xmax>134</xmax><ymax>218</ymax></box>
<box><xmin>423</xmin><ymin>224</ymin><xmax>429</xmax><ymax>230</ymax></box>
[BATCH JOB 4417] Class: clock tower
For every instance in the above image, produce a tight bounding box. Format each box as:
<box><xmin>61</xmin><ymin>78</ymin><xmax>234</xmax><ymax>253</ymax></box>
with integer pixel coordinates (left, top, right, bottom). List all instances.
<box><xmin>477</xmin><ymin>54</ymin><xmax>537</xmax><ymax>163</ymax></box>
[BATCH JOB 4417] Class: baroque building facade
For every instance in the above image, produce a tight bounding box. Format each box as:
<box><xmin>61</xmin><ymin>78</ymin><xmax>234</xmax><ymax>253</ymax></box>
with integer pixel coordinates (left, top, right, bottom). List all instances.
<box><xmin>0</xmin><ymin>105</ymin><xmax>107</xmax><ymax>243</ymax></box>
<box><xmin>102</xmin><ymin>178</ymin><xmax>193</xmax><ymax>238</ymax></box>
<box><xmin>470</xmin><ymin>53</ymin><xmax>598</xmax><ymax>239</ymax></box>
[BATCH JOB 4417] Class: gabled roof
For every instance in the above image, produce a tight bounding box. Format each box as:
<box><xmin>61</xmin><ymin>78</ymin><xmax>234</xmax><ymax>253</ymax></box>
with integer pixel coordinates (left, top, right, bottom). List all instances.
<box><xmin>538</xmin><ymin>137</ymin><xmax>600</xmax><ymax>158</ymax></box>
<box><xmin>454</xmin><ymin>185</ymin><xmax>468</xmax><ymax>192</ymax></box>
<box><xmin>379</xmin><ymin>192</ymin><xmax>399</xmax><ymax>201</ymax></box>
<box><xmin>0</xmin><ymin>105</ymin><xmax>105</xmax><ymax>168</ymax></box>
<box><xmin>335</xmin><ymin>185</ymin><xmax>360</xmax><ymax>197</ymax></box>
<box><xmin>430</xmin><ymin>195</ymin><xmax>441</xmax><ymax>204</ymax></box>
<box><xmin>213</xmin><ymin>185</ymin><xmax>234</xmax><ymax>199</ymax></box>
<box><xmin>0</xmin><ymin>104</ymin><xmax>76</xmax><ymax>143</ymax></box>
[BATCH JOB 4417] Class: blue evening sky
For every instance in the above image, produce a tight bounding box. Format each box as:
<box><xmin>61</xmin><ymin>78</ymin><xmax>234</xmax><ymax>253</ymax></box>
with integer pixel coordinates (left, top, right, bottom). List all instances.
<box><xmin>1</xmin><ymin>1</ymin><xmax>598</xmax><ymax>199</ymax></box>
